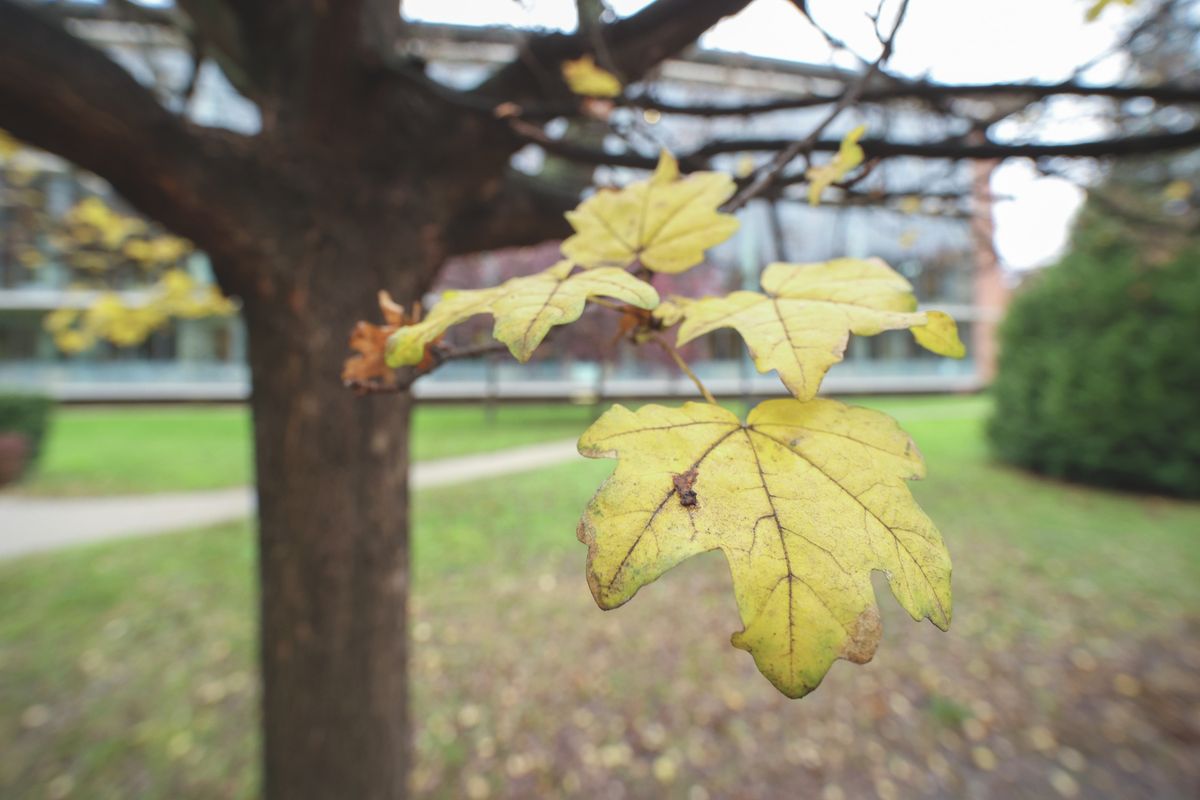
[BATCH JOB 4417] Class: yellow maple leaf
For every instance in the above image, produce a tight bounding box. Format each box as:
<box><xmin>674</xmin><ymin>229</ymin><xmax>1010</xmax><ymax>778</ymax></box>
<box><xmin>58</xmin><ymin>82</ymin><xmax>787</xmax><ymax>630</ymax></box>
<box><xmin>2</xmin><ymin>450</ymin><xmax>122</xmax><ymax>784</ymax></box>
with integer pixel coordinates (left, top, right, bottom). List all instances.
<box><xmin>562</xmin><ymin>151</ymin><xmax>740</xmax><ymax>273</ymax></box>
<box><xmin>735</xmin><ymin>154</ymin><xmax>756</xmax><ymax>179</ymax></box>
<box><xmin>43</xmin><ymin>308</ymin><xmax>80</xmax><ymax>334</ymax></box>
<box><xmin>157</xmin><ymin>269</ymin><xmax>236</xmax><ymax>318</ymax></box>
<box><xmin>125</xmin><ymin>235</ymin><xmax>192</xmax><ymax>266</ymax></box>
<box><xmin>386</xmin><ymin>260</ymin><xmax>658</xmax><ymax>367</ymax></box>
<box><xmin>54</xmin><ymin>328</ymin><xmax>96</xmax><ymax>354</ymax></box>
<box><xmin>651</xmin><ymin>296</ymin><xmax>691</xmax><ymax>329</ymax></box>
<box><xmin>0</xmin><ymin>128</ymin><xmax>21</xmax><ymax>160</ymax></box>
<box><xmin>45</xmin><ymin>270</ymin><xmax>234</xmax><ymax>354</ymax></box>
<box><xmin>6</xmin><ymin>165</ymin><xmax>37</xmax><ymax>187</ymax></box>
<box><xmin>1086</xmin><ymin>0</ymin><xmax>1134</xmax><ymax>21</ymax></box>
<box><xmin>1163</xmin><ymin>179</ymin><xmax>1192</xmax><ymax>203</ymax></box>
<box><xmin>806</xmin><ymin>125</ymin><xmax>867</xmax><ymax>206</ymax></box>
<box><xmin>16</xmin><ymin>248</ymin><xmax>45</xmax><ymax>269</ymax></box>
<box><xmin>577</xmin><ymin>398</ymin><xmax>952</xmax><ymax>698</ymax></box>
<box><xmin>561</xmin><ymin>55</ymin><xmax>623</xmax><ymax>98</ymax></box>
<box><xmin>676</xmin><ymin>258</ymin><xmax>964</xmax><ymax>399</ymax></box>
<box><xmin>69</xmin><ymin>197</ymin><xmax>146</xmax><ymax>249</ymax></box>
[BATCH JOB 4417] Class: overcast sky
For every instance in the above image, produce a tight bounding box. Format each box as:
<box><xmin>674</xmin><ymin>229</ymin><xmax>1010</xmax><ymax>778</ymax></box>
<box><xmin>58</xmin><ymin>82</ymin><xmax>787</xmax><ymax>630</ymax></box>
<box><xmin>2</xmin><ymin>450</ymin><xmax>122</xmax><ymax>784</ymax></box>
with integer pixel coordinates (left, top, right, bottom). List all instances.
<box><xmin>404</xmin><ymin>0</ymin><xmax>1140</xmax><ymax>270</ymax></box>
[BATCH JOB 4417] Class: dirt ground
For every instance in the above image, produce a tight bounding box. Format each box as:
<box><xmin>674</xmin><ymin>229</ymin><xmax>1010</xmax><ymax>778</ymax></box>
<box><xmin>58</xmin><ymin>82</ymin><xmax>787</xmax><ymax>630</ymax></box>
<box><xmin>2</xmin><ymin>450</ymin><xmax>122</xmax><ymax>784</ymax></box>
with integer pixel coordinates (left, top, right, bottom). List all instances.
<box><xmin>410</xmin><ymin>551</ymin><xmax>1199</xmax><ymax>800</ymax></box>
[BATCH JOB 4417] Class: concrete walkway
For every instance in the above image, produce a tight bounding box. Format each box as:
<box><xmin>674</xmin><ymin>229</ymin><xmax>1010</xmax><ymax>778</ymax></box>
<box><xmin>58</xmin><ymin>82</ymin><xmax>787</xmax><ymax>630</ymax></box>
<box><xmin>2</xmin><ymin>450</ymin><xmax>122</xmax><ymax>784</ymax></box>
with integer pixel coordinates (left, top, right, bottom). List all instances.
<box><xmin>0</xmin><ymin>438</ymin><xmax>580</xmax><ymax>560</ymax></box>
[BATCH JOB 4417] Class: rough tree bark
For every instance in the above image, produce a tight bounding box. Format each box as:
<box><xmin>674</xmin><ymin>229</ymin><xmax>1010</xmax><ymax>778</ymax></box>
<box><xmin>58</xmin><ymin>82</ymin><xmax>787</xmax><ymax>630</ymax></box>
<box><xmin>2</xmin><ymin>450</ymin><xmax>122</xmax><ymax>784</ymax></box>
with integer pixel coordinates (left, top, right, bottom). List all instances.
<box><xmin>239</xmin><ymin>225</ymin><xmax>429</xmax><ymax>798</ymax></box>
<box><xmin>228</xmin><ymin>161</ymin><xmax>485</xmax><ymax>795</ymax></box>
<box><xmin>247</xmin><ymin>286</ymin><xmax>417</xmax><ymax>798</ymax></box>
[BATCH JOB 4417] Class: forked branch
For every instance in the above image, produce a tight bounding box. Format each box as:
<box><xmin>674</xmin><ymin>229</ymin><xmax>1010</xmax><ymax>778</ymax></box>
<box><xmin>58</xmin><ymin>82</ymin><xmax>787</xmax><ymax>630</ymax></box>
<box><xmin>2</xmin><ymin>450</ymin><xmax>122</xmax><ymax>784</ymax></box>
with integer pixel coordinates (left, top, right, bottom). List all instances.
<box><xmin>725</xmin><ymin>0</ymin><xmax>911</xmax><ymax>211</ymax></box>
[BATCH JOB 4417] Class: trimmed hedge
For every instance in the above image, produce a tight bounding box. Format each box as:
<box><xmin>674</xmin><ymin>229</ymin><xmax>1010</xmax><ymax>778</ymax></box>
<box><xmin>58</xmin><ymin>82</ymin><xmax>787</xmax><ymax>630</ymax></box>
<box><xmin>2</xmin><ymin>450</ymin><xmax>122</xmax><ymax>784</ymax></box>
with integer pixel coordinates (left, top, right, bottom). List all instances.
<box><xmin>0</xmin><ymin>392</ymin><xmax>54</xmax><ymax>473</ymax></box>
<box><xmin>988</xmin><ymin>223</ymin><xmax>1200</xmax><ymax>498</ymax></box>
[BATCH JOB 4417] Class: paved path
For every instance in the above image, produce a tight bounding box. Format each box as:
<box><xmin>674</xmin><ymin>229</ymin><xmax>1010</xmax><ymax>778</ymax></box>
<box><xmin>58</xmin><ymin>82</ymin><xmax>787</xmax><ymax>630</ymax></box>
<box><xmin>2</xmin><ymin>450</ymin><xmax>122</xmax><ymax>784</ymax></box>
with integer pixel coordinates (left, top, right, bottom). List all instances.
<box><xmin>0</xmin><ymin>402</ymin><xmax>989</xmax><ymax>561</ymax></box>
<box><xmin>0</xmin><ymin>438</ymin><xmax>580</xmax><ymax>560</ymax></box>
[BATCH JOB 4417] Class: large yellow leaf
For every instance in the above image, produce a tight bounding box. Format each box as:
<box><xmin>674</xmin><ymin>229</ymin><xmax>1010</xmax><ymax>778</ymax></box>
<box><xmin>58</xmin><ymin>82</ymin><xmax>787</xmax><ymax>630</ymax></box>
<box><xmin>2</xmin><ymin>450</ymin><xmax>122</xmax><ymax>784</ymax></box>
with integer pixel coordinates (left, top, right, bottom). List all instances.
<box><xmin>577</xmin><ymin>398</ymin><xmax>951</xmax><ymax>698</ymax></box>
<box><xmin>562</xmin><ymin>151</ymin><xmax>740</xmax><ymax>274</ymax></box>
<box><xmin>386</xmin><ymin>260</ymin><xmax>658</xmax><ymax>367</ymax></box>
<box><xmin>806</xmin><ymin>125</ymin><xmax>866</xmax><ymax>206</ymax></box>
<box><xmin>676</xmin><ymin>258</ymin><xmax>964</xmax><ymax>399</ymax></box>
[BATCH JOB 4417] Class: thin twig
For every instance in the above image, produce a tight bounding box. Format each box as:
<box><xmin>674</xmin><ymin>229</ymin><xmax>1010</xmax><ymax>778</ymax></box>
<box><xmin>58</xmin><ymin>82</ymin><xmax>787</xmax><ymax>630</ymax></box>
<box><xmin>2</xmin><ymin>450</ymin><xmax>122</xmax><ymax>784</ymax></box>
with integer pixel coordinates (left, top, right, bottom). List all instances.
<box><xmin>345</xmin><ymin>340</ymin><xmax>512</xmax><ymax>395</ymax></box>
<box><xmin>652</xmin><ymin>333</ymin><xmax>717</xmax><ymax>405</ymax></box>
<box><xmin>724</xmin><ymin>0</ymin><xmax>911</xmax><ymax>212</ymax></box>
<box><xmin>398</xmin><ymin>341</ymin><xmax>512</xmax><ymax>389</ymax></box>
<box><xmin>784</xmin><ymin>0</ymin><xmax>870</xmax><ymax>68</ymax></box>
<box><xmin>584</xmin><ymin>295</ymin><xmax>717</xmax><ymax>404</ymax></box>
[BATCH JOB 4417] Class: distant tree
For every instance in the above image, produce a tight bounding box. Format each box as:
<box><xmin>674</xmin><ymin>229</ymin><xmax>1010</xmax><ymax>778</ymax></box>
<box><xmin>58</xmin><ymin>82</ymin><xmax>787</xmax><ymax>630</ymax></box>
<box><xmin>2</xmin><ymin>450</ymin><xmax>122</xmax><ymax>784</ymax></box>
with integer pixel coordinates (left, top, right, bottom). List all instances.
<box><xmin>0</xmin><ymin>137</ymin><xmax>233</xmax><ymax>351</ymax></box>
<box><xmin>990</xmin><ymin>145</ymin><xmax>1200</xmax><ymax>496</ymax></box>
<box><xmin>1</xmin><ymin>1</ymin><xmax>1199</xmax><ymax>797</ymax></box>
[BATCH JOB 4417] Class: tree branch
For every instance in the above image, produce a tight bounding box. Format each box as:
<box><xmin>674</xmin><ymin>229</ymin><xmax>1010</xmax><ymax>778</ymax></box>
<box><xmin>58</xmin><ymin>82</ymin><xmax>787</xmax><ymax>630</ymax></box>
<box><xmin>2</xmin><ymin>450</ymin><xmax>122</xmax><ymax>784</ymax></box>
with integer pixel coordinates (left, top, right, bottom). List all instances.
<box><xmin>172</xmin><ymin>0</ymin><xmax>258</xmax><ymax>100</ymax></box>
<box><xmin>428</xmin><ymin>0</ymin><xmax>758</xmax><ymax>257</ymax></box>
<box><xmin>725</xmin><ymin>0</ymin><xmax>910</xmax><ymax>211</ymax></box>
<box><xmin>477</xmin><ymin>0</ymin><xmax>754</xmax><ymax>103</ymax></box>
<box><xmin>0</xmin><ymin>1</ymin><xmax>262</xmax><ymax>279</ymax></box>
<box><xmin>516</xmin><ymin>126</ymin><xmax>1200</xmax><ymax>169</ymax></box>
<box><xmin>632</xmin><ymin>78</ymin><xmax>1200</xmax><ymax>118</ymax></box>
<box><xmin>347</xmin><ymin>340</ymin><xmax>513</xmax><ymax>395</ymax></box>
<box><xmin>442</xmin><ymin>170</ymin><xmax>579</xmax><ymax>256</ymax></box>
<box><xmin>692</xmin><ymin>128</ymin><xmax>1200</xmax><ymax>161</ymax></box>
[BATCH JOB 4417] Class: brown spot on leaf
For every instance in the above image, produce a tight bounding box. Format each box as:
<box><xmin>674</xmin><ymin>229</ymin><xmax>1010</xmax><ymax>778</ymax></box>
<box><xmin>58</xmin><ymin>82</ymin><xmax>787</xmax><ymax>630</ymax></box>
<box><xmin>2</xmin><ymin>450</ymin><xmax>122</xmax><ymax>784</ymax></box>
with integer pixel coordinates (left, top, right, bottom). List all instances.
<box><xmin>673</xmin><ymin>469</ymin><xmax>699</xmax><ymax>508</ymax></box>
<box><xmin>840</xmin><ymin>606</ymin><xmax>882</xmax><ymax>664</ymax></box>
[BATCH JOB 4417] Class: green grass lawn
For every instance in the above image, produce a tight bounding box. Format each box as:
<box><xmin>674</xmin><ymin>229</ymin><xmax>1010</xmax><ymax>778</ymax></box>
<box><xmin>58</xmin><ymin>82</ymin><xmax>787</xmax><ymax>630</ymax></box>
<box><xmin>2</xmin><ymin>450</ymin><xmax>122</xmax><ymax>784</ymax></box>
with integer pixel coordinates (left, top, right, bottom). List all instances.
<box><xmin>14</xmin><ymin>402</ymin><xmax>600</xmax><ymax>496</ymax></box>
<box><xmin>13</xmin><ymin>395</ymin><xmax>977</xmax><ymax>497</ymax></box>
<box><xmin>3</xmin><ymin>395</ymin><xmax>1199</xmax><ymax>798</ymax></box>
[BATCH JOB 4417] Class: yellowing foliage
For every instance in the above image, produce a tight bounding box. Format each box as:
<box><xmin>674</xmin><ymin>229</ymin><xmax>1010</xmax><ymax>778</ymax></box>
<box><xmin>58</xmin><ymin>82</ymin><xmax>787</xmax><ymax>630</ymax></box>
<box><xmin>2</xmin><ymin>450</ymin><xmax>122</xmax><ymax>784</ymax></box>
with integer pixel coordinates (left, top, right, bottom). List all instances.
<box><xmin>43</xmin><ymin>196</ymin><xmax>199</xmax><ymax>275</ymax></box>
<box><xmin>123</xmin><ymin>236</ymin><xmax>191</xmax><ymax>266</ymax></box>
<box><xmin>561</xmin><ymin>55</ymin><xmax>623</xmax><ymax>98</ymax></box>
<box><xmin>577</xmin><ymin>399</ymin><xmax>951</xmax><ymax>697</ymax></box>
<box><xmin>0</xmin><ymin>128</ymin><xmax>21</xmax><ymax>160</ymax></box>
<box><xmin>562</xmin><ymin>152</ymin><xmax>739</xmax><ymax>273</ymax></box>
<box><xmin>46</xmin><ymin>270</ymin><xmax>235</xmax><ymax>353</ymax></box>
<box><xmin>350</xmin><ymin>147</ymin><xmax>965</xmax><ymax>699</ymax></box>
<box><xmin>386</xmin><ymin>260</ymin><xmax>658</xmax><ymax>367</ymax></box>
<box><xmin>16</xmin><ymin>248</ymin><xmax>45</xmax><ymax>269</ymax></box>
<box><xmin>68</xmin><ymin>196</ymin><xmax>146</xmax><ymax>249</ymax></box>
<box><xmin>7</xmin><ymin>186</ymin><xmax>234</xmax><ymax>354</ymax></box>
<box><xmin>806</xmin><ymin>125</ymin><xmax>867</xmax><ymax>206</ymax></box>
<box><xmin>676</xmin><ymin>258</ymin><xmax>964</xmax><ymax>399</ymax></box>
<box><xmin>1163</xmin><ymin>179</ymin><xmax>1192</xmax><ymax>202</ymax></box>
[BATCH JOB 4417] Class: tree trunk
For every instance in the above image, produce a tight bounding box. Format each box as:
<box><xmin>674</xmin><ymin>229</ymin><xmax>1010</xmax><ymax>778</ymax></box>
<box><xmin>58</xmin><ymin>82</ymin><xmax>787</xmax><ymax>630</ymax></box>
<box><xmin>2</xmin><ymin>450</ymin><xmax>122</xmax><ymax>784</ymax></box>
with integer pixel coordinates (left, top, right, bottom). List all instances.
<box><xmin>239</xmin><ymin>213</ymin><xmax>436</xmax><ymax>799</ymax></box>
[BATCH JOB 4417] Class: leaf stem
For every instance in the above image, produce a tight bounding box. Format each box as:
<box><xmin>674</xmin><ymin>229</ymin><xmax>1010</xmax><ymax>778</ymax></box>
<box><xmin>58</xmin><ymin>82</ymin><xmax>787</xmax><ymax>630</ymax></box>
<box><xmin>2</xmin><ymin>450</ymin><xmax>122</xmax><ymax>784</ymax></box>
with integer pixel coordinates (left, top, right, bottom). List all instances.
<box><xmin>652</xmin><ymin>333</ymin><xmax>717</xmax><ymax>405</ymax></box>
<box><xmin>588</xmin><ymin>296</ymin><xmax>625</xmax><ymax>312</ymax></box>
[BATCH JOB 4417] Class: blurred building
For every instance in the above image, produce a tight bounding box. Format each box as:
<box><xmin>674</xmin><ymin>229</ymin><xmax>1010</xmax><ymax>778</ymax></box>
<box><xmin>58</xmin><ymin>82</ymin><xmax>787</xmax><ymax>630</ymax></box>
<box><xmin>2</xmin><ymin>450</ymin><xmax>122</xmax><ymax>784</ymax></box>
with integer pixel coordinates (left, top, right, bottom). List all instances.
<box><xmin>0</xmin><ymin>20</ymin><xmax>998</xmax><ymax>401</ymax></box>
